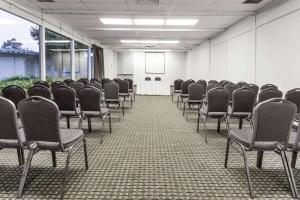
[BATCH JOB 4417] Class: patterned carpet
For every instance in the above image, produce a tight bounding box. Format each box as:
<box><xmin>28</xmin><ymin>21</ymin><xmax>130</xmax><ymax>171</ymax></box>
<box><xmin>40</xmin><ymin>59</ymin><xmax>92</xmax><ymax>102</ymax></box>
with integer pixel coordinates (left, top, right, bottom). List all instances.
<box><xmin>0</xmin><ymin>95</ymin><xmax>298</xmax><ymax>199</ymax></box>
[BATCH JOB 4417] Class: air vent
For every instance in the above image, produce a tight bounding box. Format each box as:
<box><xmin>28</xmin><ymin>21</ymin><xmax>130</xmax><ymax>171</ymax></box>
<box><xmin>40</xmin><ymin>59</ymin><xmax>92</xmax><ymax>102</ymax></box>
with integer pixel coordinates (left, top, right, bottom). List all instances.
<box><xmin>243</xmin><ymin>0</ymin><xmax>263</xmax><ymax>3</ymax></box>
<box><xmin>136</xmin><ymin>0</ymin><xmax>159</xmax><ymax>5</ymax></box>
<box><xmin>37</xmin><ymin>0</ymin><xmax>56</xmax><ymax>2</ymax></box>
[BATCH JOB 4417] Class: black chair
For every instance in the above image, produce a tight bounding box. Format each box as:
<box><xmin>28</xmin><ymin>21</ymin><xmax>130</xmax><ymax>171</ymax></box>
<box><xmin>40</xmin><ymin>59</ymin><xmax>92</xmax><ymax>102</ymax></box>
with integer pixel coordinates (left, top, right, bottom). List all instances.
<box><xmin>104</xmin><ymin>82</ymin><xmax>124</xmax><ymax>117</ymax></box>
<box><xmin>183</xmin><ymin>83</ymin><xmax>205</xmax><ymax>118</ymax></box>
<box><xmin>236</xmin><ymin>81</ymin><xmax>247</xmax><ymax>88</ymax></box>
<box><xmin>78</xmin><ymin>78</ymin><xmax>89</xmax><ymax>86</ymax></box>
<box><xmin>208</xmin><ymin>80</ymin><xmax>219</xmax><ymax>85</ymax></box>
<box><xmin>78</xmin><ymin>86</ymin><xmax>111</xmax><ymax>133</ymax></box>
<box><xmin>2</xmin><ymin>85</ymin><xmax>26</xmax><ymax>109</ymax></box>
<box><xmin>63</xmin><ymin>79</ymin><xmax>74</xmax><ymax>86</ymax></box>
<box><xmin>196</xmin><ymin>79</ymin><xmax>207</xmax><ymax>91</ymax></box>
<box><xmin>34</xmin><ymin>80</ymin><xmax>50</xmax><ymax>88</ymax></box>
<box><xmin>225</xmin><ymin>98</ymin><xmax>297</xmax><ymax>198</ymax></box>
<box><xmin>118</xmin><ymin>80</ymin><xmax>132</xmax><ymax>110</ymax></box>
<box><xmin>28</xmin><ymin>85</ymin><xmax>51</xmax><ymax>99</ymax></box>
<box><xmin>51</xmin><ymin>81</ymin><xmax>66</xmax><ymax>90</ymax></box>
<box><xmin>244</xmin><ymin>83</ymin><xmax>259</xmax><ymax>95</ymax></box>
<box><xmin>145</xmin><ymin>77</ymin><xmax>151</xmax><ymax>81</ymax></box>
<box><xmin>286</xmin><ymin>88</ymin><xmax>300</xmax><ymax>122</ymax></box>
<box><xmin>90</xmin><ymin>78</ymin><xmax>101</xmax><ymax>84</ymax></box>
<box><xmin>261</xmin><ymin>84</ymin><xmax>277</xmax><ymax>91</ymax></box>
<box><xmin>224</xmin><ymin>84</ymin><xmax>240</xmax><ymax>103</ymax></box>
<box><xmin>177</xmin><ymin>80</ymin><xmax>192</xmax><ymax>108</ymax></box>
<box><xmin>227</xmin><ymin>88</ymin><xmax>256</xmax><ymax>129</ymax></box>
<box><xmin>52</xmin><ymin>86</ymin><xmax>81</xmax><ymax>129</ymax></box>
<box><xmin>258</xmin><ymin>88</ymin><xmax>282</xmax><ymax>103</ymax></box>
<box><xmin>68</xmin><ymin>81</ymin><xmax>85</xmax><ymax>100</ymax></box>
<box><xmin>172</xmin><ymin>79</ymin><xmax>183</xmax><ymax>102</ymax></box>
<box><xmin>101</xmin><ymin>78</ymin><xmax>113</xmax><ymax>89</ymax></box>
<box><xmin>125</xmin><ymin>78</ymin><xmax>135</xmax><ymax>101</ymax></box>
<box><xmin>17</xmin><ymin>96</ymin><xmax>88</xmax><ymax>199</ymax></box>
<box><xmin>198</xmin><ymin>87</ymin><xmax>229</xmax><ymax>142</ymax></box>
<box><xmin>155</xmin><ymin>77</ymin><xmax>161</xmax><ymax>81</ymax></box>
<box><xmin>0</xmin><ymin>97</ymin><xmax>25</xmax><ymax>166</ymax></box>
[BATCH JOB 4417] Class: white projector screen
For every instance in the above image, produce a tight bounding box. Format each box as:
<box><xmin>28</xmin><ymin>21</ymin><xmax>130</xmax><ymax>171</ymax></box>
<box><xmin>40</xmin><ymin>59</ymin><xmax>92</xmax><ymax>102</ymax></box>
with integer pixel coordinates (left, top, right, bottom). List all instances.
<box><xmin>145</xmin><ymin>52</ymin><xmax>165</xmax><ymax>74</ymax></box>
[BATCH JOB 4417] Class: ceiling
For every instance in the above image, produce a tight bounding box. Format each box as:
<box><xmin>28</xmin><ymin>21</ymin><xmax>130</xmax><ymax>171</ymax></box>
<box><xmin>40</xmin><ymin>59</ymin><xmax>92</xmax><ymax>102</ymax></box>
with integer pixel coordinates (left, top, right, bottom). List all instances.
<box><xmin>17</xmin><ymin>0</ymin><xmax>277</xmax><ymax>51</ymax></box>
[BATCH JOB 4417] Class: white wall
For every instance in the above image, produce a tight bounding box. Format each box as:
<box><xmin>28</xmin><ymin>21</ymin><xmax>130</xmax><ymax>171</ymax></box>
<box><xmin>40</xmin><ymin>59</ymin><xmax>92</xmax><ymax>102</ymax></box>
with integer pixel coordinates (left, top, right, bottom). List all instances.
<box><xmin>186</xmin><ymin>0</ymin><xmax>300</xmax><ymax>92</ymax></box>
<box><xmin>103</xmin><ymin>48</ymin><xmax>117</xmax><ymax>79</ymax></box>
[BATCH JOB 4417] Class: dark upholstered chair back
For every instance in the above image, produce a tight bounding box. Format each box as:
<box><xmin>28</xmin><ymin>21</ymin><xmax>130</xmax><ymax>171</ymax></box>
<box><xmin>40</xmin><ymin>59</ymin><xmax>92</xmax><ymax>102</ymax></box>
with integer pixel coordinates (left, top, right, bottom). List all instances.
<box><xmin>188</xmin><ymin>83</ymin><xmax>204</xmax><ymax>101</ymax></box>
<box><xmin>69</xmin><ymin>81</ymin><xmax>84</xmax><ymax>98</ymax></box>
<box><xmin>63</xmin><ymin>79</ymin><xmax>74</xmax><ymax>86</ymax></box>
<box><xmin>244</xmin><ymin>84</ymin><xmax>259</xmax><ymax>94</ymax></box>
<box><xmin>224</xmin><ymin>84</ymin><xmax>240</xmax><ymax>101</ymax></box>
<box><xmin>145</xmin><ymin>77</ymin><xmax>151</xmax><ymax>81</ymax></box>
<box><xmin>28</xmin><ymin>85</ymin><xmax>51</xmax><ymax>99</ymax></box>
<box><xmin>237</xmin><ymin>81</ymin><xmax>247</xmax><ymax>88</ymax></box>
<box><xmin>207</xmin><ymin>88</ymin><xmax>229</xmax><ymax>113</ymax></box>
<box><xmin>118</xmin><ymin>80</ymin><xmax>129</xmax><ymax>94</ymax></box>
<box><xmin>286</xmin><ymin>88</ymin><xmax>300</xmax><ymax>113</ymax></box>
<box><xmin>181</xmin><ymin>81</ymin><xmax>192</xmax><ymax>95</ymax></box>
<box><xmin>78</xmin><ymin>78</ymin><xmax>89</xmax><ymax>86</ymax></box>
<box><xmin>53</xmin><ymin>86</ymin><xmax>77</xmax><ymax>112</ymax></box>
<box><xmin>174</xmin><ymin>79</ymin><xmax>183</xmax><ymax>91</ymax></box>
<box><xmin>34</xmin><ymin>80</ymin><xmax>50</xmax><ymax>88</ymax></box>
<box><xmin>232</xmin><ymin>88</ymin><xmax>256</xmax><ymax>113</ymax></box>
<box><xmin>261</xmin><ymin>84</ymin><xmax>277</xmax><ymax>91</ymax></box>
<box><xmin>2</xmin><ymin>85</ymin><xmax>26</xmax><ymax>109</ymax></box>
<box><xmin>101</xmin><ymin>78</ymin><xmax>112</xmax><ymax>89</ymax></box>
<box><xmin>251</xmin><ymin>99</ymin><xmax>296</xmax><ymax>149</ymax></box>
<box><xmin>125</xmin><ymin>78</ymin><xmax>133</xmax><ymax>89</ymax></box>
<box><xmin>155</xmin><ymin>77</ymin><xmax>161</xmax><ymax>81</ymax></box>
<box><xmin>78</xmin><ymin>86</ymin><xmax>101</xmax><ymax>113</ymax></box>
<box><xmin>104</xmin><ymin>82</ymin><xmax>119</xmax><ymax>100</ymax></box>
<box><xmin>18</xmin><ymin>97</ymin><xmax>62</xmax><ymax>148</ymax></box>
<box><xmin>258</xmin><ymin>88</ymin><xmax>283</xmax><ymax>103</ymax></box>
<box><xmin>208</xmin><ymin>80</ymin><xmax>219</xmax><ymax>85</ymax></box>
<box><xmin>87</xmin><ymin>82</ymin><xmax>102</xmax><ymax>91</ymax></box>
<box><xmin>206</xmin><ymin>84</ymin><xmax>219</xmax><ymax>94</ymax></box>
<box><xmin>0</xmin><ymin>97</ymin><xmax>22</xmax><ymax>146</ymax></box>
<box><xmin>51</xmin><ymin>81</ymin><xmax>66</xmax><ymax>89</ymax></box>
<box><xmin>90</xmin><ymin>78</ymin><xmax>101</xmax><ymax>84</ymax></box>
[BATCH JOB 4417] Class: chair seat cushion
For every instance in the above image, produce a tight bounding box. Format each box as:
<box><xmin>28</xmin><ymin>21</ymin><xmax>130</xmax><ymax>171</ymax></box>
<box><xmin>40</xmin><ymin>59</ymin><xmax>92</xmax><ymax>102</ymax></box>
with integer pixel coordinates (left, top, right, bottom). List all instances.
<box><xmin>119</xmin><ymin>93</ymin><xmax>129</xmax><ymax>97</ymax></box>
<box><xmin>288</xmin><ymin>131</ymin><xmax>300</xmax><ymax>150</ymax></box>
<box><xmin>230</xmin><ymin>128</ymin><xmax>279</xmax><ymax>150</ymax></box>
<box><xmin>174</xmin><ymin>90</ymin><xmax>181</xmax><ymax>93</ymax></box>
<box><xmin>200</xmin><ymin>107</ymin><xmax>227</xmax><ymax>118</ymax></box>
<box><xmin>129</xmin><ymin>89</ymin><xmax>134</xmax><ymax>92</ymax></box>
<box><xmin>60</xmin><ymin>107</ymin><xmax>81</xmax><ymax>116</ymax></box>
<box><xmin>82</xmin><ymin>108</ymin><xmax>109</xmax><ymax>117</ymax></box>
<box><xmin>228</xmin><ymin>106</ymin><xmax>251</xmax><ymax>118</ymax></box>
<box><xmin>0</xmin><ymin>128</ymin><xmax>25</xmax><ymax>148</ymax></box>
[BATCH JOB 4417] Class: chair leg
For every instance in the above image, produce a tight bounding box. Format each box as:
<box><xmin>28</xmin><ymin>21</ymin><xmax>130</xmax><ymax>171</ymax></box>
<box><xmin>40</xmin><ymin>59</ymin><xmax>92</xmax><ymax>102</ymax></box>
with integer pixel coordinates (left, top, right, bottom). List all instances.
<box><xmin>17</xmin><ymin>149</ymin><xmax>24</xmax><ymax>166</ymax></box>
<box><xmin>217</xmin><ymin>118</ymin><xmax>221</xmax><ymax>133</ymax></box>
<box><xmin>239</xmin><ymin>118</ymin><xmax>243</xmax><ymax>129</ymax></box>
<box><xmin>87</xmin><ymin>117</ymin><xmax>92</xmax><ymax>132</ymax></box>
<box><xmin>224</xmin><ymin>138</ymin><xmax>230</xmax><ymax>168</ymax></box>
<box><xmin>122</xmin><ymin>102</ymin><xmax>125</xmax><ymax>116</ymax></box>
<box><xmin>17</xmin><ymin>149</ymin><xmax>34</xmax><ymax>198</ymax></box>
<box><xmin>204</xmin><ymin>118</ymin><xmax>207</xmax><ymax>143</ymax></box>
<box><xmin>109</xmin><ymin>113</ymin><xmax>112</xmax><ymax>133</ymax></box>
<box><xmin>197</xmin><ymin>113</ymin><xmax>200</xmax><ymax>132</ymax></box>
<box><xmin>291</xmin><ymin>151</ymin><xmax>298</xmax><ymax>169</ymax></box>
<box><xmin>83</xmin><ymin>138</ymin><xmax>89</xmax><ymax>170</ymax></box>
<box><xmin>60</xmin><ymin>150</ymin><xmax>72</xmax><ymax>200</ymax></box>
<box><xmin>171</xmin><ymin>93</ymin><xmax>173</xmax><ymax>102</ymax></box>
<box><xmin>183</xmin><ymin>102</ymin><xmax>186</xmax><ymax>116</ymax></box>
<box><xmin>256</xmin><ymin>151</ymin><xmax>264</xmax><ymax>169</ymax></box>
<box><xmin>241</xmin><ymin>147</ymin><xmax>254</xmax><ymax>198</ymax></box>
<box><xmin>66</xmin><ymin>116</ymin><xmax>70</xmax><ymax>129</ymax></box>
<box><xmin>177</xmin><ymin>96</ymin><xmax>180</xmax><ymax>108</ymax></box>
<box><xmin>281</xmin><ymin>150</ymin><xmax>298</xmax><ymax>198</ymax></box>
<box><xmin>51</xmin><ymin>151</ymin><xmax>57</xmax><ymax>168</ymax></box>
<box><xmin>130</xmin><ymin>95</ymin><xmax>133</xmax><ymax>108</ymax></box>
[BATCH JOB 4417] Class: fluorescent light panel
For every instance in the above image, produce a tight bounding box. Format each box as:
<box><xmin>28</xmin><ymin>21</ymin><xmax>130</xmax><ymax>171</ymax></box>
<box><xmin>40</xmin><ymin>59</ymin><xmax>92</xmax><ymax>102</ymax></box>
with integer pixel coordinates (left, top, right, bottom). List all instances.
<box><xmin>100</xmin><ymin>18</ymin><xmax>133</xmax><ymax>25</ymax></box>
<box><xmin>121</xmin><ymin>40</ymin><xmax>179</xmax><ymax>44</ymax></box>
<box><xmin>133</xmin><ymin>19</ymin><xmax>164</xmax><ymax>25</ymax></box>
<box><xmin>166</xmin><ymin>19</ymin><xmax>198</xmax><ymax>26</ymax></box>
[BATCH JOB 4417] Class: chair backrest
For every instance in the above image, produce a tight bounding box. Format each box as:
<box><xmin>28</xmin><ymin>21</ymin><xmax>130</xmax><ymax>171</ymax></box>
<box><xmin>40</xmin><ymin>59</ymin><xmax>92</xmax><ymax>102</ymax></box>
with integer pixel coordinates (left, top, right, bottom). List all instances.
<box><xmin>0</xmin><ymin>97</ymin><xmax>23</xmax><ymax>148</ymax></box>
<box><xmin>224</xmin><ymin>84</ymin><xmax>240</xmax><ymax>101</ymax></box>
<box><xmin>188</xmin><ymin>83</ymin><xmax>205</xmax><ymax>101</ymax></box>
<box><xmin>286</xmin><ymin>88</ymin><xmax>300</xmax><ymax>113</ymax></box>
<box><xmin>145</xmin><ymin>77</ymin><xmax>151</xmax><ymax>81</ymax></box>
<box><xmin>220</xmin><ymin>80</ymin><xmax>231</xmax><ymax>87</ymax></box>
<box><xmin>236</xmin><ymin>81</ymin><xmax>247</xmax><ymax>87</ymax></box>
<box><xmin>208</xmin><ymin>80</ymin><xmax>219</xmax><ymax>85</ymax></box>
<box><xmin>261</xmin><ymin>84</ymin><xmax>277</xmax><ymax>91</ymax></box>
<box><xmin>174</xmin><ymin>79</ymin><xmax>183</xmax><ymax>91</ymax></box>
<box><xmin>78</xmin><ymin>78</ymin><xmax>89</xmax><ymax>86</ymax></box>
<box><xmin>104</xmin><ymin>82</ymin><xmax>119</xmax><ymax>101</ymax></box>
<box><xmin>51</xmin><ymin>81</ymin><xmax>66</xmax><ymax>89</ymax></box>
<box><xmin>181</xmin><ymin>80</ymin><xmax>192</xmax><ymax>95</ymax></box>
<box><xmin>18</xmin><ymin>96</ymin><xmax>62</xmax><ymax>150</ymax></box>
<box><xmin>87</xmin><ymin>82</ymin><xmax>102</xmax><ymax>92</ymax></box>
<box><xmin>68</xmin><ymin>81</ymin><xmax>84</xmax><ymax>98</ymax></box>
<box><xmin>244</xmin><ymin>83</ymin><xmax>259</xmax><ymax>94</ymax></box>
<box><xmin>90</xmin><ymin>78</ymin><xmax>101</xmax><ymax>84</ymax></box>
<box><xmin>231</xmin><ymin>88</ymin><xmax>256</xmax><ymax>113</ymax></box>
<box><xmin>52</xmin><ymin>86</ymin><xmax>77</xmax><ymax>112</ymax></box>
<box><xmin>196</xmin><ymin>79</ymin><xmax>207</xmax><ymax>92</ymax></box>
<box><xmin>101</xmin><ymin>78</ymin><xmax>112</xmax><ymax>89</ymax></box>
<box><xmin>155</xmin><ymin>77</ymin><xmax>161</xmax><ymax>81</ymax></box>
<box><xmin>113</xmin><ymin>78</ymin><xmax>122</xmax><ymax>84</ymax></box>
<box><xmin>34</xmin><ymin>80</ymin><xmax>50</xmax><ymax>88</ymax></box>
<box><xmin>118</xmin><ymin>80</ymin><xmax>129</xmax><ymax>93</ymax></box>
<box><xmin>206</xmin><ymin>83</ymin><xmax>219</xmax><ymax>94</ymax></box>
<box><xmin>251</xmin><ymin>98</ymin><xmax>296</xmax><ymax>150</ymax></box>
<box><xmin>28</xmin><ymin>85</ymin><xmax>51</xmax><ymax>99</ymax></box>
<box><xmin>207</xmin><ymin>87</ymin><xmax>229</xmax><ymax>113</ymax></box>
<box><xmin>2</xmin><ymin>85</ymin><xmax>26</xmax><ymax>109</ymax></box>
<box><xmin>258</xmin><ymin>88</ymin><xmax>283</xmax><ymax>103</ymax></box>
<box><xmin>78</xmin><ymin>86</ymin><xmax>101</xmax><ymax>114</ymax></box>
<box><xmin>63</xmin><ymin>79</ymin><xmax>74</xmax><ymax>86</ymax></box>
<box><xmin>124</xmin><ymin>78</ymin><xmax>133</xmax><ymax>89</ymax></box>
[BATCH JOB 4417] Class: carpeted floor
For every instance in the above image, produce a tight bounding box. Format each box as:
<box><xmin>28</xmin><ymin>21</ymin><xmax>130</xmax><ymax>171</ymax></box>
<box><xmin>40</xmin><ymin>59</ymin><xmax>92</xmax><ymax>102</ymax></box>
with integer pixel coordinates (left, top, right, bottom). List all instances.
<box><xmin>0</xmin><ymin>95</ymin><xmax>298</xmax><ymax>199</ymax></box>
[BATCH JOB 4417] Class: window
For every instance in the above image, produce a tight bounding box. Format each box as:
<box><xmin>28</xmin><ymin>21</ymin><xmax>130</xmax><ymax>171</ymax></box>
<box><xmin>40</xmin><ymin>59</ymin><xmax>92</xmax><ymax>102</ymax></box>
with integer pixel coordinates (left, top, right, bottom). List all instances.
<box><xmin>75</xmin><ymin>41</ymin><xmax>89</xmax><ymax>79</ymax></box>
<box><xmin>0</xmin><ymin>9</ymin><xmax>40</xmax><ymax>80</ymax></box>
<box><xmin>45</xmin><ymin>29</ymin><xmax>71</xmax><ymax>81</ymax></box>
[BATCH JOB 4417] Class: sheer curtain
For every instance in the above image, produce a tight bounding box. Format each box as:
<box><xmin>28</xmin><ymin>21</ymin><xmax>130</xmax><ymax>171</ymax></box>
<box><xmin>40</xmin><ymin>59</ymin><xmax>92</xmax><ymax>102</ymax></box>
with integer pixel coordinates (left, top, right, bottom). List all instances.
<box><xmin>92</xmin><ymin>45</ymin><xmax>104</xmax><ymax>79</ymax></box>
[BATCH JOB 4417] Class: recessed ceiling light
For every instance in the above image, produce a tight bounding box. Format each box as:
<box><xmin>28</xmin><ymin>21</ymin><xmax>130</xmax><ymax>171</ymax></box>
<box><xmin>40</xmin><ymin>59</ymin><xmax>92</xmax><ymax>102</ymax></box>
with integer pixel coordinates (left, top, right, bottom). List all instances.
<box><xmin>133</xmin><ymin>19</ymin><xmax>165</xmax><ymax>25</ymax></box>
<box><xmin>0</xmin><ymin>19</ymin><xmax>18</xmax><ymax>25</ymax></box>
<box><xmin>166</xmin><ymin>19</ymin><xmax>198</xmax><ymax>26</ymax></box>
<box><xmin>100</xmin><ymin>18</ymin><xmax>133</xmax><ymax>25</ymax></box>
<box><xmin>140</xmin><ymin>40</ymin><xmax>160</xmax><ymax>44</ymax></box>
<box><xmin>159</xmin><ymin>40</ymin><xmax>179</xmax><ymax>44</ymax></box>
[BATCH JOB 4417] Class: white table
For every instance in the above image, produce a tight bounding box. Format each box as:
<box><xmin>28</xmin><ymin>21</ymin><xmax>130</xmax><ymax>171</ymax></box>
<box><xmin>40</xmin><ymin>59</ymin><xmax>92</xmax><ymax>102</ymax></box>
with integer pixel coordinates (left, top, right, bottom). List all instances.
<box><xmin>137</xmin><ymin>80</ymin><xmax>171</xmax><ymax>95</ymax></box>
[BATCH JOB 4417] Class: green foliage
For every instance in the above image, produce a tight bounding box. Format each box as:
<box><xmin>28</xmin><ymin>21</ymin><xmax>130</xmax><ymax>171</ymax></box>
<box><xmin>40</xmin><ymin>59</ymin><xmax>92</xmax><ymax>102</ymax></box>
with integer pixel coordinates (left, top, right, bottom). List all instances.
<box><xmin>0</xmin><ymin>76</ymin><xmax>53</xmax><ymax>91</ymax></box>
